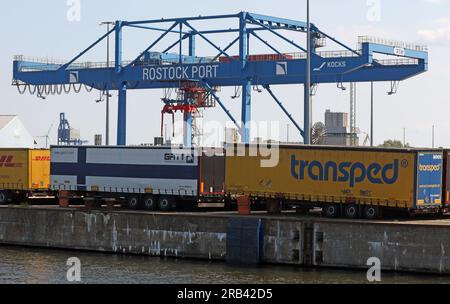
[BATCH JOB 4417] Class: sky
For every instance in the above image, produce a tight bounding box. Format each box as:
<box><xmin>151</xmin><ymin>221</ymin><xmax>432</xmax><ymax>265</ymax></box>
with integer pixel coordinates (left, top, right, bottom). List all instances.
<box><xmin>1</xmin><ymin>0</ymin><xmax>449</xmax><ymax>148</ymax></box>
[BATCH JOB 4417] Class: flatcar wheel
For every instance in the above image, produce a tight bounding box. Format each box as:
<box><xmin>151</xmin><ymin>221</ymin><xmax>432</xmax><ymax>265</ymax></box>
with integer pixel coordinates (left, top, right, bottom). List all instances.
<box><xmin>364</xmin><ymin>206</ymin><xmax>382</xmax><ymax>220</ymax></box>
<box><xmin>127</xmin><ymin>195</ymin><xmax>140</xmax><ymax>210</ymax></box>
<box><xmin>158</xmin><ymin>196</ymin><xmax>172</xmax><ymax>212</ymax></box>
<box><xmin>344</xmin><ymin>204</ymin><xmax>359</xmax><ymax>219</ymax></box>
<box><xmin>142</xmin><ymin>195</ymin><xmax>156</xmax><ymax>211</ymax></box>
<box><xmin>323</xmin><ymin>204</ymin><xmax>339</xmax><ymax>218</ymax></box>
<box><xmin>0</xmin><ymin>191</ymin><xmax>8</xmax><ymax>205</ymax></box>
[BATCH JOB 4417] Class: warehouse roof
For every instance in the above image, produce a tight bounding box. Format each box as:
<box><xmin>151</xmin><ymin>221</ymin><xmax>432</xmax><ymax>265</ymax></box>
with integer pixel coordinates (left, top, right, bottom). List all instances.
<box><xmin>0</xmin><ymin>115</ymin><xmax>16</xmax><ymax>130</ymax></box>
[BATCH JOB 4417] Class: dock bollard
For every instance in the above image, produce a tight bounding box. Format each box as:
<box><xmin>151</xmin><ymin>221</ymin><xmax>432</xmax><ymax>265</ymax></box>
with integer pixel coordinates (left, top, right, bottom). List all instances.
<box><xmin>237</xmin><ymin>196</ymin><xmax>251</xmax><ymax>215</ymax></box>
<box><xmin>58</xmin><ymin>191</ymin><xmax>70</xmax><ymax>208</ymax></box>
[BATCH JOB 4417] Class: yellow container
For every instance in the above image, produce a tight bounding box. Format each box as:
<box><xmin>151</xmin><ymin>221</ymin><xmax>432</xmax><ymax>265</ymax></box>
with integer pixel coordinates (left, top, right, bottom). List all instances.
<box><xmin>0</xmin><ymin>149</ymin><xmax>50</xmax><ymax>191</ymax></box>
<box><xmin>225</xmin><ymin>146</ymin><xmax>417</xmax><ymax>209</ymax></box>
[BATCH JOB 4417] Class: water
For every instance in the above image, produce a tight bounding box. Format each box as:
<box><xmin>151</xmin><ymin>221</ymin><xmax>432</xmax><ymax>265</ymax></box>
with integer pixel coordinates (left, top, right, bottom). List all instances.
<box><xmin>0</xmin><ymin>245</ymin><xmax>449</xmax><ymax>284</ymax></box>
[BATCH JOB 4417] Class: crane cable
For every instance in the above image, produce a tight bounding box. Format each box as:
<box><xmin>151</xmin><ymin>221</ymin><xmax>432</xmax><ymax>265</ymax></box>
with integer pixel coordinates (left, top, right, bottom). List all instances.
<box><xmin>44</xmin><ymin>85</ymin><xmax>51</xmax><ymax>95</ymax></box>
<box><xmin>73</xmin><ymin>84</ymin><xmax>82</xmax><ymax>93</ymax></box>
<box><xmin>16</xmin><ymin>84</ymin><xmax>27</xmax><ymax>95</ymax></box>
<box><xmin>63</xmin><ymin>84</ymin><xmax>71</xmax><ymax>94</ymax></box>
<box><xmin>37</xmin><ymin>85</ymin><xmax>44</xmax><ymax>96</ymax></box>
<box><xmin>28</xmin><ymin>85</ymin><xmax>37</xmax><ymax>95</ymax></box>
<box><xmin>56</xmin><ymin>84</ymin><xmax>63</xmax><ymax>95</ymax></box>
<box><xmin>17</xmin><ymin>81</ymin><xmax>99</xmax><ymax>96</ymax></box>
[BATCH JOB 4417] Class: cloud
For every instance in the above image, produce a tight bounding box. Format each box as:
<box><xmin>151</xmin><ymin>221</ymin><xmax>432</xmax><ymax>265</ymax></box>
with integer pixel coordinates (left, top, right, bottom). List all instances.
<box><xmin>418</xmin><ymin>18</ymin><xmax>450</xmax><ymax>45</ymax></box>
<box><xmin>333</xmin><ymin>25</ymin><xmax>402</xmax><ymax>47</ymax></box>
<box><xmin>422</xmin><ymin>0</ymin><xmax>447</xmax><ymax>4</ymax></box>
<box><xmin>435</xmin><ymin>18</ymin><xmax>450</xmax><ymax>25</ymax></box>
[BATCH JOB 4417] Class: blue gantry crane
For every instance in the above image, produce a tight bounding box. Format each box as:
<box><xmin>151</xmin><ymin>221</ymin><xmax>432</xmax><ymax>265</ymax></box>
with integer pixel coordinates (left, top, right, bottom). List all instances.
<box><xmin>12</xmin><ymin>12</ymin><xmax>428</xmax><ymax>146</ymax></box>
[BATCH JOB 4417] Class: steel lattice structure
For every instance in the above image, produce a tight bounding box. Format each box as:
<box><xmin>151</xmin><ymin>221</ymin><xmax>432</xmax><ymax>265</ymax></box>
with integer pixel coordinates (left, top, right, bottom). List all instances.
<box><xmin>12</xmin><ymin>12</ymin><xmax>428</xmax><ymax>146</ymax></box>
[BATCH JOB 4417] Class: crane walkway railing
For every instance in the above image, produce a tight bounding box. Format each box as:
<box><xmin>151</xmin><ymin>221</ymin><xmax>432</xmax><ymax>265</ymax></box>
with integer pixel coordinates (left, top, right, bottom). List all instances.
<box><xmin>14</xmin><ymin>49</ymin><xmax>421</xmax><ymax>73</ymax></box>
<box><xmin>358</xmin><ymin>36</ymin><xmax>428</xmax><ymax>52</ymax></box>
<box><xmin>374</xmin><ymin>59</ymin><xmax>419</xmax><ymax>66</ymax></box>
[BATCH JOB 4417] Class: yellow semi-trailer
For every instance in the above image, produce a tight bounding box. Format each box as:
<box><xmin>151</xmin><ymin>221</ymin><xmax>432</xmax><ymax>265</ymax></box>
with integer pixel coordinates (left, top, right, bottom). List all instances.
<box><xmin>0</xmin><ymin>149</ymin><xmax>51</xmax><ymax>204</ymax></box>
<box><xmin>225</xmin><ymin>145</ymin><xmax>444</xmax><ymax>219</ymax></box>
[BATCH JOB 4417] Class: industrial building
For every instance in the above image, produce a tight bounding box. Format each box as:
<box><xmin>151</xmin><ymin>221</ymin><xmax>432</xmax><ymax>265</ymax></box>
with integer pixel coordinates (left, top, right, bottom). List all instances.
<box><xmin>0</xmin><ymin>115</ymin><xmax>35</xmax><ymax>148</ymax></box>
<box><xmin>323</xmin><ymin>110</ymin><xmax>359</xmax><ymax>146</ymax></box>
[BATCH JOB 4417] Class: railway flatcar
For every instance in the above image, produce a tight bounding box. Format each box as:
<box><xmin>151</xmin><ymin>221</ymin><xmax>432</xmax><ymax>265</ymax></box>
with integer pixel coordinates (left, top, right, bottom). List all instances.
<box><xmin>224</xmin><ymin>145</ymin><xmax>445</xmax><ymax>219</ymax></box>
<box><xmin>0</xmin><ymin>148</ymin><xmax>51</xmax><ymax>204</ymax></box>
<box><xmin>50</xmin><ymin>146</ymin><xmax>225</xmax><ymax>210</ymax></box>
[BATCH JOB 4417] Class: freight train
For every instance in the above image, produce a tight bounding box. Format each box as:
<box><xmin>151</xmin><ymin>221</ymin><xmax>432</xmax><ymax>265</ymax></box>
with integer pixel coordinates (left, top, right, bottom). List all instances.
<box><xmin>0</xmin><ymin>146</ymin><xmax>448</xmax><ymax>220</ymax></box>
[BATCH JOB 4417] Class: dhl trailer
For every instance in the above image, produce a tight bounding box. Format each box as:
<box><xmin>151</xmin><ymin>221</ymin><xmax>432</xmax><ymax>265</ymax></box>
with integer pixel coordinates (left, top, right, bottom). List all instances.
<box><xmin>225</xmin><ymin>145</ymin><xmax>444</xmax><ymax>219</ymax></box>
<box><xmin>0</xmin><ymin>149</ymin><xmax>51</xmax><ymax>204</ymax></box>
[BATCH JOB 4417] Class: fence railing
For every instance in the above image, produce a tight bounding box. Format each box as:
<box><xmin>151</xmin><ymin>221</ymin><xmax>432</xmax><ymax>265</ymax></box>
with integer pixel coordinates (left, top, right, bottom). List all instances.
<box><xmin>15</xmin><ymin>51</ymin><xmax>359</xmax><ymax>72</ymax></box>
<box><xmin>16</xmin><ymin>47</ymin><xmax>420</xmax><ymax>73</ymax></box>
<box><xmin>375</xmin><ymin>58</ymin><xmax>419</xmax><ymax>66</ymax></box>
<box><xmin>358</xmin><ymin>36</ymin><xmax>428</xmax><ymax>52</ymax></box>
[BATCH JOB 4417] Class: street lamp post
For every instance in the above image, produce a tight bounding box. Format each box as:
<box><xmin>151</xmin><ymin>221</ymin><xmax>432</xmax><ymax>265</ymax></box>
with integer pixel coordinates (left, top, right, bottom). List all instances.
<box><xmin>304</xmin><ymin>0</ymin><xmax>312</xmax><ymax>145</ymax></box>
<box><xmin>403</xmin><ymin>128</ymin><xmax>406</xmax><ymax>147</ymax></box>
<box><xmin>100</xmin><ymin>21</ymin><xmax>114</xmax><ymax>146</ymax></box>
<box><xmin>370</xmin><ymin>82</ymin><xmax>374</xmax><ymax>147</ymax></box>
<box><xmin>287</xmin><ymin>124</ymin><xmax>290</xmax><ymax>143</ymax></box>
<box><xmin>432</xmin><ymin>125</ymin><xmax>435</xmax><ymax>148</ymax></box>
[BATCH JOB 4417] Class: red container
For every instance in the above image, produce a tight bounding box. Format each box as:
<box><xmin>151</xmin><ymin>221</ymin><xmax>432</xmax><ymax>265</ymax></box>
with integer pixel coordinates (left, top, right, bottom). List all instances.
<box><xmin>219</xmin><ymin>54</ymin><xmax>294</xmax><ymax>63</ymax></box>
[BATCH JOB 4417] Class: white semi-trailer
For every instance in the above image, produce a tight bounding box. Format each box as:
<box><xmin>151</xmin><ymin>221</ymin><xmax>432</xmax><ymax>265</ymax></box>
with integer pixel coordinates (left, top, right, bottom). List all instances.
<box><xmin>50</xmin><ymin>146</ymin><xmax>225</xmax><ymax>210</ymax></box>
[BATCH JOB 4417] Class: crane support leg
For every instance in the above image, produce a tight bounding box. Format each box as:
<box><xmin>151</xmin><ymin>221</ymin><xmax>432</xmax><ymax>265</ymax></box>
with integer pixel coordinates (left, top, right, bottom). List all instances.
<box><xmin>188</xmin><ymin>33</ymin><xmax>196</xmax><ymax>56</ymax></box>
<box><xmin>115</xmin><ymin>21</ymin><xmax>123</xmax><ymax>74</ymax></box>
<box><xmin>263</xmin><ymin>85</ymin><xmax>305</xmax><ymax>138</ymax></box>
<box><xmin>117</xmin><ymin>83</ymin><xmax>127</xmax><ymax>145</ymax></box>
<box><xmin>239</xmin><ymin>13</ymin><xmax>251</xmax><ymax>144</ymax></box>
<box><xmin>184</xmin><ymin>112</ymin><xmax>193</xmax><ymax>147</ymax></box>
<box><xmin>241</xmin><ymin>81</ymin><xmax>251</xmax><ymax>143</ymax></box>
